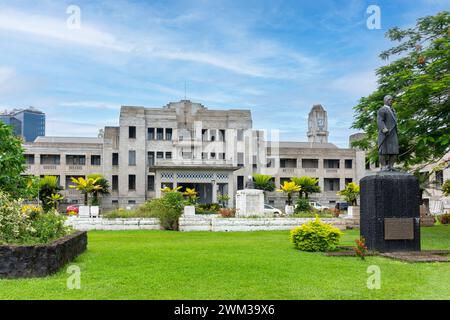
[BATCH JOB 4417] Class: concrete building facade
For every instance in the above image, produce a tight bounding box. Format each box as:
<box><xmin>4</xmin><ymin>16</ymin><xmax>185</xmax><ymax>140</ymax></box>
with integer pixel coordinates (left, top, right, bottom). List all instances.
<box><xmin>23</xmin><ymin>100</ymin><xmax>365</xmax><ymax>210</ymax></box>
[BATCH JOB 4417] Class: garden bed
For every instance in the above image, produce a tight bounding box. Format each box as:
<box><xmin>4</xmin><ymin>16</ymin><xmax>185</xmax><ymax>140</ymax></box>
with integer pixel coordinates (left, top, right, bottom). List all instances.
<box><xmin>0</xmin><ymin>231</ymin><xmax>87</xmax><ymax>279</ymax></box>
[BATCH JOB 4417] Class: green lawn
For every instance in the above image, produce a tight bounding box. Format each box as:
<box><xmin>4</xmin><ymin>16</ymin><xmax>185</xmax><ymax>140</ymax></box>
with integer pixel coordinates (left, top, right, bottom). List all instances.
<box><xmin>1</xmin><ymin>226</ymin><xmax>449</xmax><ymax>300</ymax></box>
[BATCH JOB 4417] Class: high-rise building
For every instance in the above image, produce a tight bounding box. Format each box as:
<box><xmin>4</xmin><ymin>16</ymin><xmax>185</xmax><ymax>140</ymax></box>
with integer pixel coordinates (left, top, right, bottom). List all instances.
<box><xmin>0</xmin><ymin>107</ymin><xmax>45</xmax><ymax>142</ymax></box>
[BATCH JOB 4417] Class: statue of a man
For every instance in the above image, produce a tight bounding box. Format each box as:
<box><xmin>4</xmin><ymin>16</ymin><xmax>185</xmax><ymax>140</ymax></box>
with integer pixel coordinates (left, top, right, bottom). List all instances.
<box><xmin>377</xmin><ymin>95</ymin><xmax>399</xmax><ymax>171</ymax></box>
<box><xmin>244</xmin><ymin>175</ymin><xmax>255</xmax><ymax>189</ymax></box>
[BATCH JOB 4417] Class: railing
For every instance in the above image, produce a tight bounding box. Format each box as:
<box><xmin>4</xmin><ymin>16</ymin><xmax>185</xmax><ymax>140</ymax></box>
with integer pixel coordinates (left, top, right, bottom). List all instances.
<box><xmin>304</xmin><ymin>168</ymin><xmax>317</xmax><ymax>173</ymax></box>
<box><xmin>42</xmin><ymin>165</ymin><xmax>58</xmax><ymax>170</ymax></box>
<box><xmin>68</xmin><ymin>165</ymin><xmax>84</xmax><ymax>170</ymax></box>
<box><xmin>325</xmin><ymin>169</ymin><xmax>338</xmax><ymax>173</ymax></box>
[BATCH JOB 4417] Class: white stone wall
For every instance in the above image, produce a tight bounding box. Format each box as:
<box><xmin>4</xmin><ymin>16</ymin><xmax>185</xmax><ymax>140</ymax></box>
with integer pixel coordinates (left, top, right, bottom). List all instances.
<box><xmin>179</xmin><ymin>215</ymin><xmax>346</xmax><ymax>232</ymax></box>
<box><xmin>66</xmin><ymin>217</ymin><xmax>160</xmax><ymax>231</ymax></box>
<box><xmin>66</xmin><ymin>216</ymin><xmax>347</xmax><ymax>232</ymax></box>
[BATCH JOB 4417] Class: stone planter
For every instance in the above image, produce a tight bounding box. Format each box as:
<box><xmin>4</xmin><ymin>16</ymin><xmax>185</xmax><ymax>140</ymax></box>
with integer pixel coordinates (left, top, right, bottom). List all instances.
<box><xmin>79</xmin><ymin>205</ymin><xmax>90</xmax><ymax>218</ymax></box>
<box><xmin>183</xmin><ymin>205</ymin><xmax>196</xmax><ymax>216</ymax></box>
<box><xmin>420</xmin><ymin>204</ymin><xmax>435</xmax><ymax>227</ymax></box>
<box><xmin>348</xmin><ymin>206</ymin><xmax>360</xmax><ymax>218</ymax></box>
<box><xmin>285</xmin><ymin>205</ymin><xmax>294</xmax><ymax>215</ymax></box>
<box><xmin>90</xmin><ymin>205</ymin><xmax>99</xmax><ymax>218</ymax></box>
<box><xmin>0</xmin><ymin>231</ymin><xmax>87</xmax><ymax>279</ymax></box>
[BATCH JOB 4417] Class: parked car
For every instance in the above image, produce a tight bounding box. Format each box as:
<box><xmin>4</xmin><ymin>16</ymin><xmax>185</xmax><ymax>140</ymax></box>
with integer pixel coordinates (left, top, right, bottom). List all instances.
<box><xmin>309</xmin><ymin>202</ymin><xmax>329</xmax><ymax>211</ymax></box>
<box><xmin>264</xmin><ymin>204</ymin><xmax>282</xmax><ymax>215</ymax></box>
<box><xmin>335</xmin><ymin>202</ymin><xmax>349</xmax><ymax>211</ymax></box>
<box><xmin>66</xmin><ymin>205</ymin><xmax>79</xmax><ymax>215</ymax></box>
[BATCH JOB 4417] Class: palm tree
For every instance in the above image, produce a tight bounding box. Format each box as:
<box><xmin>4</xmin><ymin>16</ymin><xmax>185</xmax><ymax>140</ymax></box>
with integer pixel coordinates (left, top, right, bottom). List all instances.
<box><xmin>39</xmin><ymin>176</ymin><xmax>62</xmax><ymax>212</ymax></box>
<box><xmin>87</xmin><ymin>174</ymin><xmax>110</xmax><ymax>206</ymax></box>
<box><xmin>291</xmin><ymin>176</ymin><xmax>321</xmax><ymax>199</ymax></box>
<box><xmin>70</xmin><ymin>177</ymin><xmax>100</xmax><ymax>206</ymax></box>
<box><xmin>337</xmin><ymin>182</ymin><xmax>360</xmax><ymax>206</ymax></box>
<box><xmin>183</xmin><ymin>187</ymin><xmax>198</xmax><ymax>205</ymax></box>
<box><xmin>276</xmin><ymin>181</ymin><xmax>301</xmax><ymax>205</ymax></box>
<box><xmin>47</xmin><ymin>193</ymin><xmax>64</xmax><ymax>210</ymax></box>
<box><xmin>253</xmin><ymin>173</ymin><xmax>275</xmax><ymax>202</ymax></box>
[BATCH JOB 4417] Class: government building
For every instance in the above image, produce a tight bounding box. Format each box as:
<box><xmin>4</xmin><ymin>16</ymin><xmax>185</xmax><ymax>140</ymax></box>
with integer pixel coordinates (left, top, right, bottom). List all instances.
<box><xmin>23</xmin><ymin>100</ymin><xmax>365</xmax><ymax>210</ymax></box>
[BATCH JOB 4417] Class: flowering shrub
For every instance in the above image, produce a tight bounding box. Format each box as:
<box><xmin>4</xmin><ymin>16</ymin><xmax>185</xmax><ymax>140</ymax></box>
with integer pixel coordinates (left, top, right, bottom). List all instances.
<box><xmin>0</xmin><ymin>191</ymin><xmax>71</xmax><ymax>245</ymax></box>
<box><xmin>354</xmin><ymin>237</ymin><xmax>368</xmax><ymax>260</ymax></box>
<box><xmin>290</xmin><ymin>216</ymin><xmax>343</xmax><ymax>252</ymax></box>
<box><xmin>218</xmin><ymin>208</ymin><xmax>235</xmax><ymax>218</ymax></box>
<box><xmin>67</xmin><ymin>210</ymin><xmax>78</xmax><ymax>216</ymax></box>
<box><xmin>438</xmin><ymin>213</ymin><xmax>450</xmax><ymax>224</ymax></box>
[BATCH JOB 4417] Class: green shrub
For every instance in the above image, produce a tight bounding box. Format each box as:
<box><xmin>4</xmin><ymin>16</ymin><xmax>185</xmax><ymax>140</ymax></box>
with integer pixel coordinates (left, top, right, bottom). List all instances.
<box><xmin>295</xmin><ymin>198</ymin><xmax>311</xmax><ymax>212</ymax></box>
<box><xmin>290</xmin><ymin>216</ymin><xmax>343</xmax><ymax>252</ymax></box>
<box><xmin>196</xmin><ymin>203</ymin><xmax>220</xmax><ymax>214</ymax></box>
<box><xmin>147</xmin><ymin>191</ymin><xmax>185</xmax><ymax>230</ymax></box>
<box><xmin>103</xmin><ymin>208</ymin><xmax>141</xmax><ymax>219</ymax></box>
<box><xmin>0</xmin><ymin>191</ymin><xmax>71</xmax><ymax>245</ymax></box>
<box><xmin>438</xmin><ymin>213</ymin><xmax>450</xmax><ymax>224</ymax></box>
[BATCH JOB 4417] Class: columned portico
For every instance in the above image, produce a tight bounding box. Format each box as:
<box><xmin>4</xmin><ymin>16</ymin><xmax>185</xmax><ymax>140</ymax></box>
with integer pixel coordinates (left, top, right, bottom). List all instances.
<box><xmin>152</xmin><ymin>166</ymin><xmax>238</xmax><ymax>207</ymax></box>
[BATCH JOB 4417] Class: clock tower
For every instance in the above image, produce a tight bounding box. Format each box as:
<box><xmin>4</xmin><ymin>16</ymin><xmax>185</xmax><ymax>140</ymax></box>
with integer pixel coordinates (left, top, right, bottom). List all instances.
<box><xmin>307</xmin><ymin>104</ymin><xmax>329</xmax><ymax>143</ymax></box>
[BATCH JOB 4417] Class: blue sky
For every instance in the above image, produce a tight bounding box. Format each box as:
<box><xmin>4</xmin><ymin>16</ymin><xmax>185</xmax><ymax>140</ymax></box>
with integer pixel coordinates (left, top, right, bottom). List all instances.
<box><xmin>0</xmin><ymin>0</ymin><xmax>448</xmax><ymax>147</ymax></box>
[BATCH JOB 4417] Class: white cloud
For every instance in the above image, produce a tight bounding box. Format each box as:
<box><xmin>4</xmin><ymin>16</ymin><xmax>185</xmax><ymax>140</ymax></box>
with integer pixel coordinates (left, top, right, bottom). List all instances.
<box><xmin>0</xmin><ymin>8</ymin><xmax>130</xmax><ymax>52</ymax></box>
<box><xmin>329</xmin><ymin>70</ymin><xmax>378</xmax><ymax>97</ymax></box>
<box><xmin>59</xmin><ymin>101</ymin><xmax>121</xmax><ymax>110</ymax></box>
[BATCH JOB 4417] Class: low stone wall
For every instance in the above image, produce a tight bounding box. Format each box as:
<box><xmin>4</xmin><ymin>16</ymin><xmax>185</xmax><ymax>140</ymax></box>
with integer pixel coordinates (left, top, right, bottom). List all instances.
<box><xmin>66</xmin><ymin>216</ymin><xmax>348</xmax><ymax>232</ymax></box>
<box><xmin>179</xmin><ymin>215</ymin><xmax>347</xmax><ymax>232</ymax></box>
<box><xmin>66</xmin><ymin>217</ymin><xmax>160</xmax><ymax>230</ymax></box>
<box><xmin>0</xmin><ymin>231</ymin><xmax>87</xmax><ymax>279</ymax></box>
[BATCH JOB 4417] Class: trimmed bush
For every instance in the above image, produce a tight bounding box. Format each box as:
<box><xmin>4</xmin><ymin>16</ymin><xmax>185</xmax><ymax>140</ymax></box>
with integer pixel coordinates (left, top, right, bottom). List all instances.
<box><xmin>295</xmin><ymin>198</ymin><xmax>311</xmax><ymax>213</ymax></box>
<box><xmin>146</xmin><ymin>191</ymin><xmax>185</xmax><ymax>230</ymax></box>
<box><xmin>438</xmin><ymin>213</ymin><xmax>450</xmax><ymax>224</ymax></box>
<box><xmin>290</xmin><ymin>216</ymin><xmax>343</xmax><ymax>252</ymax></box>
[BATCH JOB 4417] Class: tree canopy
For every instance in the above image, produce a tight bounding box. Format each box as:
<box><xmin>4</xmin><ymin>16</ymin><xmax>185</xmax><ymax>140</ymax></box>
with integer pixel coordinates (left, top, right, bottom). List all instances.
<box><xmin>0</xmin><ymin>122</ymin><xmax>35</xmax><ymax>198</ymax></box>
<box><xmin>352</xmin><ymin>11</ymin><xmax>450</xmax><ymax>170</ymax></box>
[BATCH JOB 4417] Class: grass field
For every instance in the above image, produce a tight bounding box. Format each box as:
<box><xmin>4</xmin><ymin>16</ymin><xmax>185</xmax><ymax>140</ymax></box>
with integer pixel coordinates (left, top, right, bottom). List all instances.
<box><xmin>1</xmin><ymin>226</ymin><xmax>449</xmax><ymax>300</ymax></box>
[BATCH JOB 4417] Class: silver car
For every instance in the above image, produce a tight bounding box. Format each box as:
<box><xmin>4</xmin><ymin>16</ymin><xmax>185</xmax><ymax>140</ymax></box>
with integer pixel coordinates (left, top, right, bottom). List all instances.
<box><xmin>264</xmin><ymin>204</ymin><xmax>282</xmax><ymax>215</ymax></box>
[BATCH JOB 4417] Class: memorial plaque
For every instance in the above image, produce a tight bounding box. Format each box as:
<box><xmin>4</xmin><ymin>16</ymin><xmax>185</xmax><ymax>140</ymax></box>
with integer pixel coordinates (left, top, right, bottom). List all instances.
<box><xmin>384</xmin><ymin>218</ymin><xmax>414</xmax><ymax>240</ymax></box>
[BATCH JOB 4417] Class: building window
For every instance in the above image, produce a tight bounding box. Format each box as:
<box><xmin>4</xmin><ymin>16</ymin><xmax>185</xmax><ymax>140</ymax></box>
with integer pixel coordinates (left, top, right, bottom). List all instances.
<box><xmin>237</xmin><ymin>176</ymin><xmax>244</xmax><ymax>190</ymax></box>
<box><xmin>128</xmin><ymin>200</ymin><xmax>136</xmax><ymax>204</ymax></box>
<box><xmin>280</xmin><ymin>177</ymin><xmax>291</xmax><ymax>185</ymax></box>
<box><xmin>147</xmin><ymin>128</ymin><xmax>155</xmax><ymax>140</ymax></box>
<box><xmin>202</xmin><ymin>152</ymin><xmax>207</xmax><ymax>160</ymax></box>
<box><xmin>161</xmin><ymin>183</ymin><xmax>173</xmax><ymax>189</ymax></box>
<box><xmin>91</xmin><ymin>155</ymin><xmax>101</xmax><ymax>166</ymax></box>
<box><xmin>345</xmin><ymin>178</ymin><xmax>353</xmax><ymax>185</ymax></box>
<box><xmin>237</xmin><ymin>129</ymin><xmax>244</xmax><ymax>141</ymax></box>
<box><xmin>157</xmin><ymin>151</ymin><xmax>164</xmax><ymax>159</ymax></box>
<box><xmin>302</xmin><ymin>159</ymin><xmax>318</xmax><ymax>169</ymax></box>
<box><xmin>237</xmin><ymin>152</ymin><xmax>244</xmax><ymax>167</ymax></box>
<box><xmin>112</xmin><ymin>153</ymin><xmax>119</xmax><ymax>166</ymax></box>
<box><xmin>148</xmin><ymin>152</ymin><xmax>155</xmax><ymax>166</ymax></box>
<box><xmin>66</xmin><ymin>155</ymin><xmax>86</xmax><ymax>165</ymax></box>
<box><xmin>280</xmin><ymin>158</ymin><xmax>297</xmax><ymax>168</ymax></box>
<box><xmin>24</xmin><ymin>154</ymin><xmax>35</xmax><ymax>164</ymax></box>
<box><xmin>147</xmin><ymin>176</ymin><xmax>155</xmax><ymax>191</ymax></box>
<box><xmin>156</xmin><ymin>128</ymin><xmax>164</xmax><ymax>140</ymax></box>
<box><xmin>219</xmin><ymin>153</ymin><xmax>225</xmax><ymax>160</ymax></box>
<box><xmin>210</xmin><ymin>152</ymin><xmax>216</xmax><ymax>159</ymax></box>
<box><xmin>165</xmin><ymin>152</ymin><xmax>172</xmax><ymax>159</ymax></box>
<box><xmin>210</xmin><ymin>129</ymin><xmax>217</xmax><ymax>141</ymax></box>
<box><xmin>253</xmin><ymin>155</ymin><xmax>257</xmax><ymax>169</ymax></box>
<box><xmin>324</xmin><ymin>178</ymin><xmax>340</xmax><ymax>191</ymax></box>
<box><xmin>436</xmin><ymin>170</ymin><xmax>444</xmax><ymax>186</ymax></box>
<box><xmin>128</xmin><ymin>150</ymin><xmax>136</xmax><ymax>166</ymax></box>
<box><xmin>165</xmin><ymin>128</ymin><xmax>172</xmax><ymax>140</ymax></box>
<box><xmin>324</xmin><ymin>159</ymin><xmax>340</xmax><ymax>169</ymax></box>
<box><xmin>112</xmin><ymin>175</ymin><xmax>118</xmax><ymax>191</ymax></box>
<box><xmin>182</xmin><ymin>152</ymin><xmax>192</xmax><ymax>159</ymax></box>
<box><xmin>129</xmin><ymin>126</ymin><xmax>136</xmax><ymax>139</ymax></box>
<box><xmin>202</xmin><ymin>129</ymin><xmax>208</xmax><ymax>141</ymax></box>
<box><xmin>40</xmin><ymin>154</ymin><xmax>60</xmax><ymax>165</ymax></box>
<box><xmin>219</xmin><ymin>129</ymin><xmax>225</xmax><ymax>142</ymax></box>
<box><xmin>266</xmin><ymin>158</ymin><xmax>274</xmax><ymax>168</ymax></box>
<box><xmin>128</xmin><ymin>175</ymin><xmax>136</xmax><ymax>191</ymax></box>
<box><xmin>345</xmin><ymin>159</ymin><xmax>353</xmax><ymax>169</ymax></box>
<box><xmin>112</xmin><ymin>200</ymin><xmax>119</xmax><ymax>206</ymax></box>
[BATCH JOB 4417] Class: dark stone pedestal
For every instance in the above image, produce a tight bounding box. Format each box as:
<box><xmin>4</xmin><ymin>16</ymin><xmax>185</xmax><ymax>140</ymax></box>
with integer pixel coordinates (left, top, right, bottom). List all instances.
<box><xmin>360</xmin><ymin>172</ymin><xmax>420</xmax><ymax>252</ymax></box>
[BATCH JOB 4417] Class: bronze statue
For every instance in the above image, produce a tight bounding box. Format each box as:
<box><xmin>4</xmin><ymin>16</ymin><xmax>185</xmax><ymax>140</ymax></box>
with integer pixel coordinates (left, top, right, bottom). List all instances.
<box><xmin>377</xmin><ymin>95</ymin><xmax>399</xmax><ymax>171</ymax></box>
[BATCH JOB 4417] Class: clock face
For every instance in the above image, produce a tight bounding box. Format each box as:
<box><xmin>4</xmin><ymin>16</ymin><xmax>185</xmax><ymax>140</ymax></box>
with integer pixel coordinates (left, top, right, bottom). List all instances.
<box><xmin>317</xmin><ymin>118</ymin><xmax>324</xmax><ymax>129</ymax></box>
